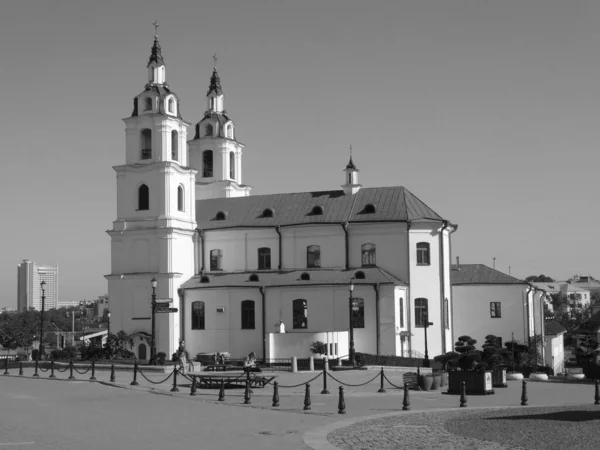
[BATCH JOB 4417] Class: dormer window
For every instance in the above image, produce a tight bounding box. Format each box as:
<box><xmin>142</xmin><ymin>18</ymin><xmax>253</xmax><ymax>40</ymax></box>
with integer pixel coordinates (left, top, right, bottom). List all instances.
<box><xmin>168</xmin><ymin>98</ymin><xmax>174</xmax><ymax>113</ymax></box>
<box><xmin>249</xmin><ymin>274</ymin><xmax>259</xmax><ymax>282</ymax></box>
<box><xmin>311</xmin><ymin>206</ymin><xmax>324</xmax><ymax>215</ymax></box>
<box><xmin>300</xmin><ymin>272</ymin><xmax>311</xmax><ymax>281</ymax></box>
<box><xmin>354</xmin><ymin>270</ymin><xmax>366</xmax><ymax>280</ymax></box>
<box><xmin>200</xmin><ymin>275</ymin><xmax>210</xmax><ymax>283</ymax></box>
<box><xmin>144</xmin><ymin>98</ymin><xmax>152</xmax><ymax>111</ymax></box>
<box><xmin>205</xmin><ymin>124</ymin><xmax>213</xmax><ymax>137</ymax></box>
<box><xmin>364</xmin><ymin>204</ymin><xmax>376</xmax><ymax>214</ymax></box>
<box><xmin>226</xmin><ymin>124</ymin><xmax>234</xmax><ymax>139</ymax></box>
<box><xmin>215</xmin><ymin>211</ymin><xmax>226</xmax><ymax>221</ymax></box>
<box><xmin>262</xmin><ymin>208</ymin><xmax>274</xmax><ymax>218</ymax></box>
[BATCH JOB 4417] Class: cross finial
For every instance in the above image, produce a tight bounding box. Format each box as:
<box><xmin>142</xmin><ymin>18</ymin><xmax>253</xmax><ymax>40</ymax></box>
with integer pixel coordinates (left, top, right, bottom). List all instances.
<box><xmin>213</xmin><ymin>52</ymin><xmax>218</xmax><ymax>69</ymax></box>
<box><xmin>153</xmin><ymin>20</ymin><xmax>159</xmax><ymax>37</ymax></box>
<box><xmin>349</xmin><ymin>144</ymin><xmax>353</xmax><ymax>159</ymax></box>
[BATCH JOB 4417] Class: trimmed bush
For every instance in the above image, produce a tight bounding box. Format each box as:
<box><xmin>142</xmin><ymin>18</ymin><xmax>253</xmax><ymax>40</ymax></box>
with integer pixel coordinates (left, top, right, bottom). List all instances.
<box><xmin>582</xmin><ymin>363</ymin><xmax>600</xmax><ymax>379</ymax></box>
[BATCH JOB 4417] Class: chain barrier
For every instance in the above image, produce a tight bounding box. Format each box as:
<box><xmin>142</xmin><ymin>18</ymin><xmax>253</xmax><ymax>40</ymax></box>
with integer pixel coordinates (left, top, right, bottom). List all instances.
<box><xmin>382</xmin><ymin>373</ymin><xmax>403</xmax><ymax>389</ymax></box>
<box><xmin>277</xmin><ymin>372</ymin><xmax>322</xmax><ymax>388</ymax></box>
<box><xmin>137</xmin><ymin>367</ymin><xmax>175</xmax><ymax>385</ymax></box>
<box><xmin>326</xmin><ymin>371</ymin><xmax>380</xmax><ymax>387</ymax></box>
<box><xmin>55</xmin><ymin>363</ymin><xmax>70</xmax><ymax>373</ymax></box>
<box><xmin>38</xmin><ymin>365</ymin><xmax>50</xmax><ymax>373</ymax></box>
<box><xmin>73</xmin><ymin>364</ymin><xmax>92</xmax><ymax>375</ymax></box>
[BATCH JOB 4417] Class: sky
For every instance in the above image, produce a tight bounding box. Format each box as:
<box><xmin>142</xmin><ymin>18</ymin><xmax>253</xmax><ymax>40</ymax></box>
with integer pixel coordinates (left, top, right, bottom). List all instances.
<box><xmin>1</xmin><ymin>0</ymin><xmax>600</xmax><ymax>308</ymax></box>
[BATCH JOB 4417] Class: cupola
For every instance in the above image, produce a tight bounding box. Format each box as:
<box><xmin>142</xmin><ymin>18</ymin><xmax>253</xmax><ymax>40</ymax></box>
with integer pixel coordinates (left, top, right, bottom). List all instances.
<box><xmin>341</xmin><ymin>149</ymin><xmax>361</xmax><ymax>195</ymax></box>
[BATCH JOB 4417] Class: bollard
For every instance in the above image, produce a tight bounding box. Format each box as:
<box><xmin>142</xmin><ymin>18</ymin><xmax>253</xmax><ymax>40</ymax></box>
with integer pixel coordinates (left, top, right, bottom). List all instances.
<box><xmin>321</xmin><ymin>365</ymin><xmax>329</xmax><ymax>394</ymax></box>
<box><xmin>595</xmin><ymin>379</ymin><xmax>600</xmax><ymax>405</ymax></box>
<box><xmin>416</xmin><ymin>366</ymin><xmax>422</xmax><ymax>391</ymax></box>
<box><xmin>459</xmin><ymin>381</ymin><xmax>467</xmax><ymax>408</ymax></box>
<box><xmin>49</xmin><ymin>359</ymin><xmax>56</xmax><ymax>378</ymax></box>
<box><xmin>378</xmin><ymin>367</ymin><xmax>386</xmax><ymax>393</ymax></box>
<box><xmin>521</xmin><ymin>380</ymin><xmax>528</xmax><ymax>406</ymax></box>
<box><xmin>338</xmin><ymin>386</ymin><xmax>346</xmax><ymax>414</ymax></box>
<box><xmin>218</xmin><ymin>379</ymin><xmax>225</xmax><ymax>402</ymax></box>
<box><xmin>303</xmin><ymin>383</ymin><xmax>312</xmax><ymax>411</ymax></box>
<box><xmin>89</xmin><ymin>359</ymin><xmax>96</xmax><ymax>381</ymax></box>
<box><xmin>130</xmin><ymin>361</ymin><xmax>139</xmax><ymax>386</ymax></box>
<box><xmin>309</xmin><ymin>356</ymin><xmax>314</xmax><ymax>372</ymax></box>
<box><xmin>110</xmin><ymin>364</ymin><xmax>116</xmax><ymax>382</ymax></box>
<box><xmin>33</xmin><ymin>358</ymin><xmax>39</xmax><ymax>377</ymax></box>
<box><xmin>19</xmin><ymin>362</ymin><xmax>23</xmax><ymax>376</ymax></box>
<box><xmin>190</xmin><ymin>376</ymin><xmax>197</xmax><ymax>396</ymax></box>
<box><xmin>402</xmin><ymin>383</ymin><xmax>410</xmax><ymax>411</ymax></box>
<box><xmin>244</xmin><ymin>380</ymin><xmax>251</xmax><ymax>404</ymax></box>
<box><xmin>68</xmin><ymin>359</ymin><xmax>75</xmax><ymax>380</ymax></box>
<box><xmin>3</xmin><ymin>357</ymin><xmax>8</xmax><ymax>375</ymax></box>
<box><xmin>272</xmin><ymin>381</ymin><xmax>280</xmax><ymax>407</ymax></box>
<box><xmin>291</xmin><ymin>356</ymin><xmax>298</xmax><ymax>373</ymax></box>
<box><xmin>170</xmin><ymin>367</ymin><xmax>179</xmax><ymax>392</ymax></box>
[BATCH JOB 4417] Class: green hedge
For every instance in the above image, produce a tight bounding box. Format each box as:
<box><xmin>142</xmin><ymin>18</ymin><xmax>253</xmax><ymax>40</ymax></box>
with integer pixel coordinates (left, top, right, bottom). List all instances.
<box><xmin>356</xmin><ymin>352</ymin><xmax>426</xmax><ymax>368</ymax></box>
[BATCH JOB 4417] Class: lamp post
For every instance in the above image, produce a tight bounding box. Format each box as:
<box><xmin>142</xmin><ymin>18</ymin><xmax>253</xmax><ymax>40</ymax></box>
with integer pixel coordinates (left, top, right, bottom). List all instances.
<box><xmin>149</xmin><ymin>277</ymin><xmax>158</xmax><ymax>365</ymax></box>
<box><xmin>348</xmin><ymin>282</ymin><xmax>356</xmax><ymax>367</ymax></box>
<box><xmin>423</xmin><ymin>310</ymin><xmax>433</xmax><ymax>368</ymax></box>
<box><xmin>39</xmin><ymin>280</ymin><xmax>46</xmax><ymax>359</ymax></box>
<box><xmin>107</xmin><ymin>311</ymin><xmax>111</xmax><ymax>337</ymax></box>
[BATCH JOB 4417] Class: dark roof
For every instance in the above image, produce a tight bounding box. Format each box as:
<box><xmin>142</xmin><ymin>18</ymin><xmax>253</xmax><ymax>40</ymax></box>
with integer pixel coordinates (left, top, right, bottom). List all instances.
<box><xmin>451</xmin><ymin>264</ymin><xmax>526</xmax><ymax>285</ymax></box>
<box><xmin>346</xmin><ymin>157</ymin><xmax>357</xmax><ymax>170</ymax></box>
<box><xmin>195</xmin><ymin>111</ymin><xmax>233</xmax><ymax>138</ymax></box>
<box><xmin>181</xmin><ymin>267</ymin><xmax>406</xmax><ymax>290</ymax></box>
<box><xmin>545</xmin><ymin>321</ymin><xmax>567</xmax><ymax>336</ymax></box>
<box><xmin>207</xmin><ymin>68</ymin><xmax>223</xmax><ymax>96</ymax></box>
<box><xmin>147</xmin><ymin>37</ymin><xmax>164</xmax><ymax>67</ymax></box>
<box><xmin>573</xmin><ymin>310</ymin><xmax>600</xmax><ymax>335</ymax></box>
<box><xmin>131</xmin><ymin>84</ymin><xmax>182</xmax><ymax>119</ymax></box>
<box><xmin>196</xmin><ymin>186</ymin><xmax>446</xmax><ymax>230</ymax></box>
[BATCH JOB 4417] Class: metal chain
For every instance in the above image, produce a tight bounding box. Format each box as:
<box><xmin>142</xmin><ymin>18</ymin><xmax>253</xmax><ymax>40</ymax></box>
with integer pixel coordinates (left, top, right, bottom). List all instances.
<box><xmin>326</xmin><ymin>371</ymin><xmax>380</xmax><ymax>387</ymax></box>
<box><xmin>383</xmin><ymin>373</ymin><xmax>403</xmax><ymax>389</ymax></box>
<box><xmin>277</xmin><ymin>372</ymin><xmax>322</xmax><ymax>388</ymax></box>
<box><xmin>73</xmin><ymin>364</ymin><xmax>92</xmax><ymax>375</ymax></box>
<box><xmin>55</xmin><ymin>363</ymin><xmax>70</xmax><ymax>373</ymax></box>
<box><xmin>38</xmin><ymin>365</ymin><xmax>50</xmax><ymax>373</ymax></box>
<box><xmin>137</xmin><ymin>367</ymin><xmax>175</xmax><ymax>385</ymax></box>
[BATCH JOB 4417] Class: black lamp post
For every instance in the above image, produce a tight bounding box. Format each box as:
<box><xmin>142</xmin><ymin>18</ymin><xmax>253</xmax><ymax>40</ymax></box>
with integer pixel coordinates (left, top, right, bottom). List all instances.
<box><xmin>149</xmin><ymin>277</ymin><xmax>158</xmax><ymax>365</ymax></box>
<box><xmin>348</xmin><ymin>282</ymin><xmax>356</xmax><ymax>367</ymax></box>
<box><xmin>39</xmin><ymin>280</ymin><xmax>46</xmax><ymax>359</ymax></box>
<box><xmin>423</xmin><ymin>310</ymin><xmax>433</xmax><ymax>367</ymax></box>
<box><xmin>107</xmin><ymin>311</ymin><xmax>111</xmax><ymax>337</ymax></box>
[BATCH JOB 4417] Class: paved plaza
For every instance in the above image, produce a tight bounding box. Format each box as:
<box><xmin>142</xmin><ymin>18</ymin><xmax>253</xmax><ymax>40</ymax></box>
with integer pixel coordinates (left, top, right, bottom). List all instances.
<box><xmin>2</xmin><ymin>366</ymin><xmax>600</xmax><ymax>449</ymax></box>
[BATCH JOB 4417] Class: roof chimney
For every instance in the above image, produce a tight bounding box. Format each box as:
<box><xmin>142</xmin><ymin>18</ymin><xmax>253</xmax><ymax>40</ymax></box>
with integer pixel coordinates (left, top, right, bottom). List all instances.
<box><xmin>456</xmin><ymin>256</ymin><xmax>460</xmax><ymax>270</ymax></box>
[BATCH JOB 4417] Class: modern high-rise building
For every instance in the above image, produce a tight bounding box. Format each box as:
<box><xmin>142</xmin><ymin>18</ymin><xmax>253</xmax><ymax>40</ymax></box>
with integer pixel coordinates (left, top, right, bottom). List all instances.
<box><xmin>17</xmin><ymin>260</ymin><xmax>59</xmax><ymax>312</ymax></box>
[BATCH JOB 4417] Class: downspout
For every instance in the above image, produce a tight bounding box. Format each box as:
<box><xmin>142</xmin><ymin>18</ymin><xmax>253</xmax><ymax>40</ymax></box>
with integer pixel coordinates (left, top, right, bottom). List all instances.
<box><xmin>448</xmin><ymin>225</ymin><xmax>458</xmax><ymax>353</ymax></box>
<box><xmin>342</xmin><ymin>223</ymin><xmax>349</xmax><ymax>270</ymax></box>
<box><xmin>178</xmin><ymin>288</ymin><xmax>185</xmax><ymax>344</ymax></box>
<box><xmin>373</xmin><ymin>283</ymin><xmax>380</xmax><ymax>355</ymax></box>
<box><xmin>260</xmin><ymin>286</ymin><xmax>266</xmax><ymax>360</ymax></box>
<box><xmin>525</xmin><ymin>285</ymin><xmax>534</xmax><ymax>349</ymax></box>
<box><xmin>275</xmin><ymin>226</ymin><xmax>282</xmax><ymax>270</ymax></box>
<box><xmin>199</xmin><ymin>230</ymin><xmax>205</xmax><ymax>274</ymax></box>
<box><xmin>438</xmin><ymin>221</ymin><xmax>449</xmax><ymax>354</ymax></box>
<box><xmin>406</xmin><ymin>222</ymin><xmax>412</xmax><ymax>355</ymax></box>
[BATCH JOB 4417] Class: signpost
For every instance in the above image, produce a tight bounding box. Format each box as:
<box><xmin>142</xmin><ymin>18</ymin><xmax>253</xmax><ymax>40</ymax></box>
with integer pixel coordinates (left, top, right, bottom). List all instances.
<box><xmin>156</xmin><ymin>307</ymin><xmax>178</xmax><ymax>313</ymax></box>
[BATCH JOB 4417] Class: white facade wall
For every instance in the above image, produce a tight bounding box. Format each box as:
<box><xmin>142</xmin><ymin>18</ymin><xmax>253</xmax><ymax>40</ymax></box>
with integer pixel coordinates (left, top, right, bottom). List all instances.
<box><xmin>545</xmin><ymin>334</ymin><xmax>565</xmax><ymax>374</ymax></box>
<box><xmin>280</xmin><ymin>226</ymin><xmax>345</xmax><ymax>270</ymax></box>
<box><xmin>124</xmin><ymin>115</ymin><xmax>189</xmax><ymax>166</ymax></box>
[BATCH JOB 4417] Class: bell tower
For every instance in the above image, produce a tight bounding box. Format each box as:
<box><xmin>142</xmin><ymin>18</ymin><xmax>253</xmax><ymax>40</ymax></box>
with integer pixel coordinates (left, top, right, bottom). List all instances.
<box><xmin>106</xmin><ymin>25</ymin><xmax>197</xmax><ymax>360</ymax></box>
<box><xmin>188</xmin><ymin>55</ymin><xmax>251</xmax><ymax>199</ymax></box>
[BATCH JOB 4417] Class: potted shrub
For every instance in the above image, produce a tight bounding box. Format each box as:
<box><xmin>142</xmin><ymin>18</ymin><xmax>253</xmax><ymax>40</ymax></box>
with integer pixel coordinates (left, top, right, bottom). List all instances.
<box><xmin>430</xmin><ymin>372</ymin><xmax>442</xmax><ymax>390</ymax></box>
<box><xmin>481</xmin><ymin>335</ymin><xmax>507</xmax><ymax>387</ymax></box>
<box><xmin>504</xmin><ymin>340</ymin><xmax>528</xmax><ymax>380</ymax></box>
<box><xmin>419</xmin><ymin>372</ymin><xmax>433</xmax><ymax>391</ymax></box>
<box><xmin>433</xmin><ymin>353</ymin><xmax>455</xmax><ymax>387</ymax></box>
<box><xmin>446</xmin><ymin>336</ymin><xmax>494</xmax><ymax>395</ymax></box>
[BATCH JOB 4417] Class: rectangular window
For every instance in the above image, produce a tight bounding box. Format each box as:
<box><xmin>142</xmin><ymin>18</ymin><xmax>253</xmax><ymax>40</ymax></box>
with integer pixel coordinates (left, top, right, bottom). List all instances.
<box><xmin>241</xmin><ymin>300</ymin><xmax>255</xmax><ymax>329</ymax></box>
<box><xmin>415</xmin><ymin>298</ymin><xmax>428</xmax><ymax>327</ymax></box>
<box><xmin>490</xmin><ymin>302</ymin><xmax>501</xmax><ymax>318</ymax></box>
<box><xmin>416</xmin><ymin>242</ymin><xmax>430</xmax><ymax>265</ymax></box>
<box><xmin>210</xmin><ymin>249</ymin><xmax>222</xmax><ymax>271</ymax></box>
<box><xmin>258</xmin><ymin>247</ymin><xmax>271</xmax><ymax>270</ymax></box>
<box><xmin>444</xmin><ymin>298</ymin><xmax>449</xmax><ymax>329</ymax></box>
<box><xmin>352</xmin><ymin>298</ymin><xmax>365</xmax><ymax>329</ymax></box>
<box><xmin>191</xmin><ymin>301</ymin><xmax>205</xmax><ymax>330</ymax></box>
<box><xmin>293</xmin><ymin>299</ymin><xmax>308</xmax><ymax>329</ymax></box>
<box><xmin>399</xmin><ymin>297</ymin><xmax>404</xmax><ymax>328</ymax></box>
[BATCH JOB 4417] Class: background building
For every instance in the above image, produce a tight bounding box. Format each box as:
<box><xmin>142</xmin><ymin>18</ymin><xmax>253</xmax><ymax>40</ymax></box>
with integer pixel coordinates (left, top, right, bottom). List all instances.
<box><xmin>17</xmin><ymin>260</ymin><xmax>59</xmax><ymax>312</ymax></box>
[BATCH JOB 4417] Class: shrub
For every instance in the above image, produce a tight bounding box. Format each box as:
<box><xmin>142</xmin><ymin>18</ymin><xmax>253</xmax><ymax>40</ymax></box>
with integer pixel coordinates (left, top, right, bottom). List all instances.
<box><xmin>157</xmin><ymin>352</ymin><xmax>166</xmax><ymax>365</ymax></box>
<box><xmin>310</xmin><ymin>341</ymin><xmax>327</xmax><ymax>355</ymax></box>
<box><xmin>355</xmin><ymin>353</ymin><xmax>426</xmax><ymax>368</ymax></box>
<box><xmin>582</xmin><ymin>363</ymin><xmax>600</xmax><ymax>379</ymax></box>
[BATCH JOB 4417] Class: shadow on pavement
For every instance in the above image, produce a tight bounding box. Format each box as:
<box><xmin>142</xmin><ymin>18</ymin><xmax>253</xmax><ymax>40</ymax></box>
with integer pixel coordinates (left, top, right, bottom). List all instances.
<box><xmin>487</xmin><ymin>410</ymin><xmax>600</xmax><ymax>422</ymax></box>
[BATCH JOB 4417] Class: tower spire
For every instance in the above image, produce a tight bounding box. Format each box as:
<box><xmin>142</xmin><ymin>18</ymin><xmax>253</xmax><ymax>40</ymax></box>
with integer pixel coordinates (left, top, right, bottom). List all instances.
<box><xmin>342</xmin><ymin>145</ymin><xmax>361</xmax><ymax>195</ymax></box>
<box><xmin>146</xmin><ymin>21</ymin><xmax>166</xmax><ymax>85</ymax></box>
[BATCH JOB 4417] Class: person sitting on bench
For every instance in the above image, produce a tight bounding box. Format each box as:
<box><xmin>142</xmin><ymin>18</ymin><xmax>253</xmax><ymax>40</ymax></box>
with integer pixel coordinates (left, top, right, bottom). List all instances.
<box><xmin>243</xmin><ymin>352</ymin><xmax>262</xmax><ymax>373</ymax></box>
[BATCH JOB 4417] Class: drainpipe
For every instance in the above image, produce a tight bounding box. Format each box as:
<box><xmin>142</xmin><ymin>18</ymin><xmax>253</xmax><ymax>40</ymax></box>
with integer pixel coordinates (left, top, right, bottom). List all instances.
<box><xmin>439</xmin><ymin>221</ymin><xmax>449</xmax><ymax>354</ymax></box>
<box><xmin>525</xmin><ymin>285</ymin><xmax>534</xmax><ymax>350</ymax></box>
<box><xmin>260</xmin><ymin>286</ymin><xmax>266</xmax><ymax>360</ymax></box>
<box><xmin>342</xmin><ymin>223</ymin><xmax>349</xmax><ymax>270</ymax></box>
<box><xmin>373</xmin><ymin>283</ymin><xmax>380</xmax><ymax>356</ymax></box>
<box><xmin>199</xmin><ymin>230</ymin><xmax>205</xmax><ymax>274</ymax></box>
<box><xmin>406</xmin><ymin>222</ymin><xmax>412</xmax><ymax>355</ymax></box>
<box><xmin>178</xmin><ymin>288</ymin><xmax>185</xmax><ymax>344</ymax></box>
<box><xmin>448</xmin><ymin>225</ymin><xmax>458</xmax><ymax>353</ymax></box>
<box><xmin>275</xmin><ymin>226</ymin><xmax>282</xmax><ymax>270</ymax></box>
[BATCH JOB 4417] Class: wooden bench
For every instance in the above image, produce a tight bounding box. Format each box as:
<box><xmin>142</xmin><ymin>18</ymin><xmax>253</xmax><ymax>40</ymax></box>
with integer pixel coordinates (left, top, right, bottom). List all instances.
<box><xmin>189</xmin><ymin>371</ymin><xmax>278</xmax><ymax>389</ymax></box>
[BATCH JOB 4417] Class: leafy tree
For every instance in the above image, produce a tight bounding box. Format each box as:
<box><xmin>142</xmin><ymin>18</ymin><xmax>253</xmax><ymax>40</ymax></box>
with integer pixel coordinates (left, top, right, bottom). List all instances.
<box><xmin>0</xmin><ymin>310</ymin><xmax>40</xmax><ymax>357</ymax></box>
<box><xmin>575</xmin><ymin>335</ymin><xmax>600</xmax><ymax>365</ymax></box>
<box><xmin>480</xmin><ymin>335</ymin><xmax>505</xmax><ymax>370</ymax></box>
<box><xmin>525</xmin><ymin>274</ymin><xmax>554</xmax><ymax>282</ymax></box>
<box><xmin>453</xmin><ymin>335</ymin><xmax>482</xmax><ymax>371</ymax></box>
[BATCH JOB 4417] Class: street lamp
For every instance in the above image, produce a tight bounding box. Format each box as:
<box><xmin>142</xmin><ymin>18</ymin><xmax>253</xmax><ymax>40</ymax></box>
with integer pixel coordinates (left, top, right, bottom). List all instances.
<box><xmin>39</xmin><ymin>280</ymin><xmax>46</xmax><ymax>360</ymax></box>
<box><xmin>107</xmin><ymin>311</ymin><xmax>111</xmax><ymax>337</ymax></box>
<box><xmin>423</xmin><ymin>310</ymin><xmax>434</xmax><ymax>367</ymax></box>
<box><xmin>149</xmin><ymin>277</ymin><xmax>158</xmax><ymax>365</ymax></box>
<box><xmin>348</xmin><ymin>282</ymin><xmax>356</xmax><ymax>367</ymax></box>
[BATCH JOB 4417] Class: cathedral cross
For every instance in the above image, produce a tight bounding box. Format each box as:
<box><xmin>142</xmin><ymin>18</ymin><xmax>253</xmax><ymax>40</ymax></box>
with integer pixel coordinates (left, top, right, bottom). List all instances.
<box><xmin>153</xmin><ymin>20</ymin><xmax>159</xmax><ymax>37</ymax></box>
<box><xmin>213</xmin><ymin>52</ymin><xmax>218</xmax><ymax>69</ymax></box>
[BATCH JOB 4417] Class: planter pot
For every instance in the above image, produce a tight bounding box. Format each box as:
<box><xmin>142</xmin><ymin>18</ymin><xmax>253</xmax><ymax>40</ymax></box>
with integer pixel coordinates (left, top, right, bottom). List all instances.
<box><xmin>506</xmin><ymin>372</ymin><xmax>524</xmax><ymax>381</ymax></box>
<box><xmin>529</xmin><ymin>373</ymin><xmax>548</xmax><ymax>381</ymax></box>
<box><xmin>447</xmin><ymin>371</ymin><xmax>494</xmax><ymax>395</ymax></box>
<box><xmin>419</xmin><ymin>375</ymin><xmax>433</xmax><ymax>391</ymax></box>
<box><xmin>567</xmin><ymin>374</ymin><xmax>585</xmax><ymax>381</ymax></box>
<box><xmin>440</xmin><ymin>372</ymin><xmax>449</xmax><ymax>387</ymax></box>
<box><xmin>492</xmin><ymin>368</ymin><xmax>507</xmax><ymax>387</ymax></box>
<box><xmin>430</xmin><ymin>374</ymin><xmax>441</xmax><ymax>390</ymax></box>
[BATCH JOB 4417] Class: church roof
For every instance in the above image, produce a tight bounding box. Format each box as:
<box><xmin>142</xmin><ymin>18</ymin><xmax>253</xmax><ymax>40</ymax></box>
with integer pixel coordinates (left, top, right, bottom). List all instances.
<box><xmin>195</xmin><ymin>111</ymin><xmax>233</xmax><ymax>138</ymax></box>
<box><xmin>181</xmin><ymin>267</ymin><xmax>406</xmax><ymax>290</ymax></box>
<box><xmin>451</xmin><ymin>264</ymin><xmax>526</xmax><ymax>285</ymax></box>
<box><xmin>207</xmin><ymin>68</ymin><xmax>223</xmax><ymax>96</ymax></box>
<box><xmin>196</xmin><ymin>186</ymin><xmax>446</xmax><ymax>230</ymax></box>
<box><xmin>147</xmin><ymin>37</ymin><xmax>164</xmax><ymax>67</ymax></box>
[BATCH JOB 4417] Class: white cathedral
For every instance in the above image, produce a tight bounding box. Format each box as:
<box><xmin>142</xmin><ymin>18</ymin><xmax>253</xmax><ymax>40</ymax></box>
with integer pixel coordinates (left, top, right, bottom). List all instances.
<box><xmin>106</xmin><ymin>34</ymin><xmax>457</xmax><ymax>363</ymax></box>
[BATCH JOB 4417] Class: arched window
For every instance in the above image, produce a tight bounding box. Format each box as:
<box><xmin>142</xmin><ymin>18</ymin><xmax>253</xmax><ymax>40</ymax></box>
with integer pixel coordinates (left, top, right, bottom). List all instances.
<box><xmin>249</xmin><ymin>274</ymin><xmax>259</xmax><ymax>282</ymax></box>
<box><xmin>415</xmin><ymin>298</ymin><xmax>428</xmax><ymax>328</ymax></box>
<box><xmin>354</xmin><ymin>270</ymin><xmax>366</xmax><ymax>280</ymax></box>
<box><xmin>168</xmin><ymin>98</ymin><xmax>174</xmax><ymax>113</ymax></box>
<box><xmin>215</xmin><ymin>211</ymin><xmax>226</xmax><ymax>221</ymax></box>
<box><xmin>262</xmin><ymin>208</ymin><xmax>274</xmax><ymax>218</ymax></box>
<box><xmin>293</xmin><ymin>299</ymin><xmax>307</xmax><ymax>329</ymax></box>
<box><xmin>171</xmin><ymin>130</ymin><xmax>178</xmax><ymax>161</ymax></box>
<box><xmin>307</xmin><ymin>245</ymin><xmax>321</xmax><ymax>268</ymax></box>
<box><xmin>144</xmin><ymin>98</ymin><xmax>152</xmax><ymax>111</ymax></box>
<box><xmin>241</xmin><ymin>300</ymin><xmax>255</xmax><ymax>329</ymax></box>
<box><xmin>203</xmin><ymin>150</ymin><xmax>213</xmax><ymax>177</ymax></box>
<box><xmin>177</xmin><ymin>186</ymin><xmax>184</xmax><ymax>212</ymax></box>
<box><xmin>141</xmin><ymin>129</ymin><xmax>152</xmax><ymax>159</ymax></box>
<box><xmin>361</xmin><ymin>243</ymin><xmax>376</xmax><ymax>266</ymax></box>
<box><xmin>138</xmin><ymin>343</ymin><xmax>147</xmax><ymax>360</ymax></box>
<box><xmin>205</xmin><ymin>124</ymin><xmax>213</xmax><ymax>137</ymax></box>
<box><xmin>210</xmin><ymin>249</ymin><xmax>223</xmax><ymax>271</ymax></box>
<box><xmin>351</xmin><ymin>298</ymin><xmax>365</xmax><ymax>329</ymax></box>
<box><xmin>300</xmin><ymin>272</ymin><xmax>311</xmax><ymax>281</ymax></box>
<box><xmin>417</xmin><ymin>242</ymin><xmax>430</xmax><ymax>265</ymax></box>
<box><xmin>191</xmin><ymin>301</ymin><xmax>205</xmax><ymax>330</ymax></box>
<box><xmin>444</xmin><ymin>297</ymin><xmax>449</xmax><ymax>329</ymax></box>
<box><xmin>311</xmin><ymin>205</ymin><xmax>324</xmax><ymax>215</ymax></box>
<box><xmin>399</xmin><ymin>297</ymin><xmax>404</xmax><ymax>328</ymax></box>
<box><xmin>364</xmin><ymin>204</ymin><xmax>376</xmax><ymax>214</ymax></box>
<box><xmin>138</xmin><ymin>184</ymin><xmax>149</xmax><ymax>210</ymax></box>
<box><xmin>258</xmin><ymin>247</ymin><xmax>271</xmax><ymax>270</ymax></box>
<box><xmin>229</xmin><ymin>151</ymin><xmax>235</xmax><ymax>179</ymax></box>
<box><xmin>227</xmin><ymin>124</ymin><xmax>233</xmax><ymax>139</ymax></box>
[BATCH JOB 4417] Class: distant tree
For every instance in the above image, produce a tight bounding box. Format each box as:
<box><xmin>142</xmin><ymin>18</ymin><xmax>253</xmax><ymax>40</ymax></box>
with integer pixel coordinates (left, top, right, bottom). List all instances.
<box><xmin>0</xmin><ymin>310</ymin><xmax>39</xmax><ymax>357</ymax></box>
<box><xmin>525</xmin><ymin>274</ymin><xmax>555</xmax><ymax>283</ymax></box>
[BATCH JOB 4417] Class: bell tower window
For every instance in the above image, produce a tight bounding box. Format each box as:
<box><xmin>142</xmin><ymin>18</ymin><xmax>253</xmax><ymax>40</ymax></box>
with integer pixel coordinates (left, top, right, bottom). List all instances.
<box><xmin>168</xmin><ymin>98</ymin><xmax>174</xmax><ymax>113</ymax></box>
<box><xmin>138</xmin><ymin>184</ymin><xmax>149</xmax><ymax>210</ymax></box>
<box><xmin>227</xmin><ymin>124</ymin><xmax>233</xmax><ymax>139</ymax></box>
<box><xmin>144</xmin><ymin>98</ymin><xmax>152</xmax><ymax>111</ymax></box>
<box><xmin>171</xmin><ymin>130</ymin><xmax>178</xmax><ymax>161</ymax></box>
<box><xmin>205</xmin><ymin>124</ymin><xmax>213</xmax><ymax>137</ymax></box>
<box><xmin>229</xmin><ymin>151</ymin><xmax>235</xmax><ymax>179</ymax></box>
<box><xmin>141</xmin><ymin>129</ymin><xmax>152</xmax><ymax>160</ymax></box>
<box><xmin>203</xmin><ymin>150</ymin><xmax>213</xmax><ymax>177</ymax></box>
<box><xmin>177</xmin><ymin>186</ymin><xmax>184</xmax><ymax>212</ymax></box>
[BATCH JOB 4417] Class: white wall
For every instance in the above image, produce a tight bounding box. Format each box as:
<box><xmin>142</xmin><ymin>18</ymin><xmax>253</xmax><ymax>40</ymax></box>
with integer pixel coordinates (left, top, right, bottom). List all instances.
<box><xmin>266</xmin><ymin>332</ymin><xmax>349</xmax><ymax>359</ymax></box>
<box><xmin>545</xmin><ymin>334</ymin><xmax>564</xmax><ymax>374</ymax></box>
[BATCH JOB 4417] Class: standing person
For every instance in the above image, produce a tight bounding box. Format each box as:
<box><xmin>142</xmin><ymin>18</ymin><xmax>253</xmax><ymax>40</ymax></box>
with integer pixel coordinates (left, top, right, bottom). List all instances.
<box><xmin>178</xmin><ymin>340</ymin><xmax>187</xmax><ymax>375</ymax></box>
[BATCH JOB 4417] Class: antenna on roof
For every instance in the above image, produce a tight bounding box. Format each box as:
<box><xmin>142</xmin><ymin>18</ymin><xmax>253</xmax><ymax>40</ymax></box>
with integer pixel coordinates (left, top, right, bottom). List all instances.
<box><xmin>509</xmin><ymin>265</ymin><xmax>511</xmax><ymax>276</ymax></box>
<box><xmin>493</xmin><ymin>257</ymin><xmax>496</xmax><ymax>270</ymax></box>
